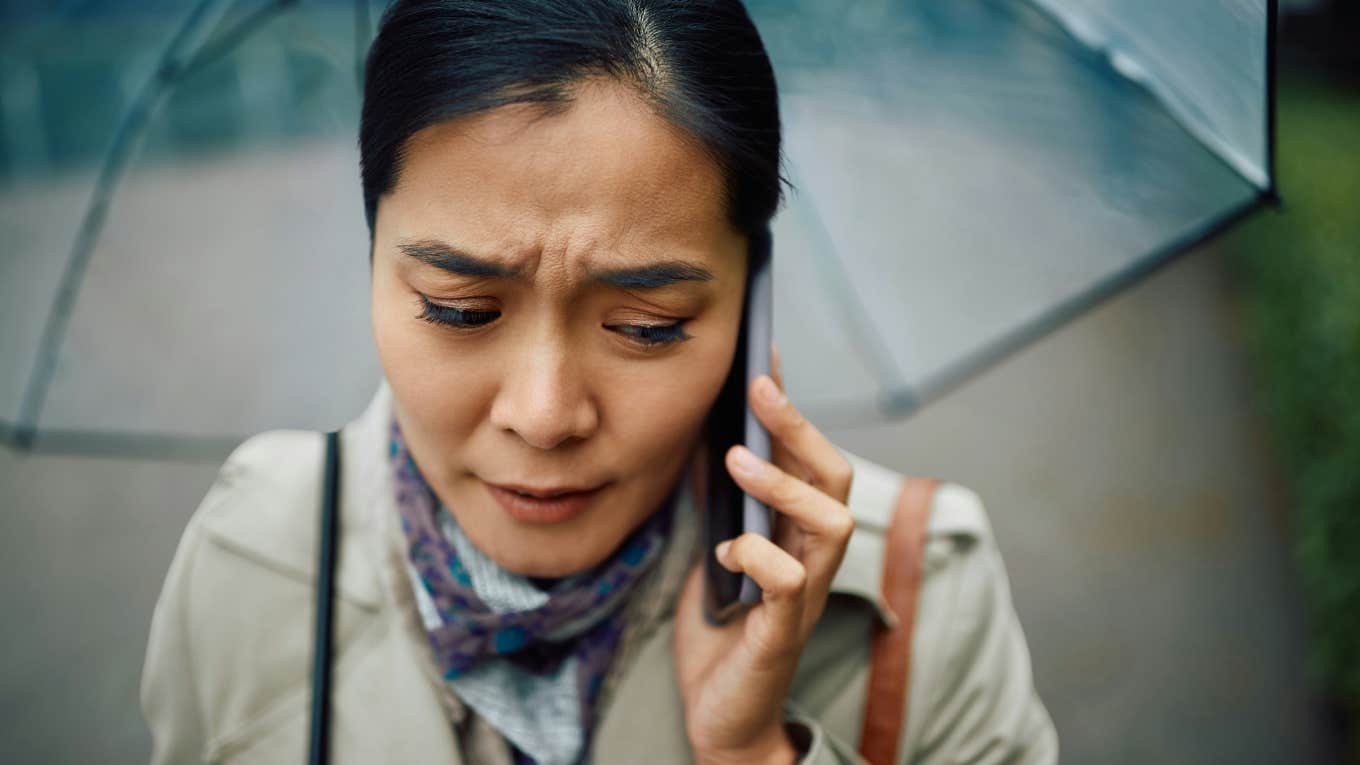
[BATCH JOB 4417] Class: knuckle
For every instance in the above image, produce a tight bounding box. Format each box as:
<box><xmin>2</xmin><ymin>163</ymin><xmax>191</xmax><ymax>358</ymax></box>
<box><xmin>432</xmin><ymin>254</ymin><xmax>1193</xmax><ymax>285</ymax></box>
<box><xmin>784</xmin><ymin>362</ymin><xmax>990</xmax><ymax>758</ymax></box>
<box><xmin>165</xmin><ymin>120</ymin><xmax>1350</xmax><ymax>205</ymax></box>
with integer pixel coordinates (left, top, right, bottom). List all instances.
<box><xmin>734</xmin><ymin>532</ymin><xmax>766</xmax><ymax>557</ymax></box>
<box><xmin>826</xmin><ymin>508</ymin><xmax>856</xmax><ymax>540</ymax></box>
<box><xmin>781</xmin><ymin>560</ymin><xmax>808</xmax><ymax>594</ymax></box>
<box><xmin>830</xmin><ymin>460</ymin><xmax>854</xmax><ymax>493</ymax></box>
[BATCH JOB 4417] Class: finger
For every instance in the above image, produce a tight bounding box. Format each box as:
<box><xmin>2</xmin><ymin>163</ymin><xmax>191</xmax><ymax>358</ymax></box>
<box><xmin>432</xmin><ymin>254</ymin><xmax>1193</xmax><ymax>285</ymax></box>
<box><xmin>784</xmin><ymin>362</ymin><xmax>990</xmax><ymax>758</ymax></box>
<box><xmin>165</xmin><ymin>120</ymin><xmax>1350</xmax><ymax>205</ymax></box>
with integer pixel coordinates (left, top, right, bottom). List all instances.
<box><xmin>770</xmin><ymin>508</ymin><xmax>802</xmax><ymax>557</ymax></box>
<box><xmin>727</xmin><ymin>445</ymin><xmax>852</xmax><ymax>540</ymax></box>
<box><xmin>767</xmin><ymin>416</ymin><xmax>806</xmax><ymax>485</ymax></box>
<box><xmin>726</xmin><ymin>445</ymin><xmax>854</xmax><ymax>590</ymax></box>
<box><xmin>716</xmin><ymin>533</ymin><xmax>807</xmax><ymax>657</ymax></box>
<box><xmin>763</xmin><ymin>342</ymin><xmax>806</xmax><ymax>483</ymax></box>
<box><xmin>748</xmin><ymin>375</ymin><xmax>854</xmax><ymax>504</ymax></box>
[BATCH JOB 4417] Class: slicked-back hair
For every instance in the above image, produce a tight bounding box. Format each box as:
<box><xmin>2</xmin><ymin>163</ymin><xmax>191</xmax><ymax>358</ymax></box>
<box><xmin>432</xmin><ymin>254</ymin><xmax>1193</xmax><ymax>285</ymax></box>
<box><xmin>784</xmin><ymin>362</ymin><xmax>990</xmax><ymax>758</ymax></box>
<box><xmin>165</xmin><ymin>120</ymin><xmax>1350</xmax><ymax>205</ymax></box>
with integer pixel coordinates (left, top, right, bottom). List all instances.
<box><xmin>359</xmin><ymin>0</ymin><xmax>785</xmax><ymax>250</ymax></box>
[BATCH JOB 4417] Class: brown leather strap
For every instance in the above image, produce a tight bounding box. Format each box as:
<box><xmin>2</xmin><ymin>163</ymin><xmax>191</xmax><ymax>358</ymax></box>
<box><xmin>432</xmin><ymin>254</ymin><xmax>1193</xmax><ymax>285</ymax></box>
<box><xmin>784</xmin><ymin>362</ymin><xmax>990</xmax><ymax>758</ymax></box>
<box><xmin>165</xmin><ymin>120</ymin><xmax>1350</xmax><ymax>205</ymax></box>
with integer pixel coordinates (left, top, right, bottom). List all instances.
<box><xmin>858</xmin><ymin>477</ymin><xmax>939</xmax><ymax>765</ymax></box>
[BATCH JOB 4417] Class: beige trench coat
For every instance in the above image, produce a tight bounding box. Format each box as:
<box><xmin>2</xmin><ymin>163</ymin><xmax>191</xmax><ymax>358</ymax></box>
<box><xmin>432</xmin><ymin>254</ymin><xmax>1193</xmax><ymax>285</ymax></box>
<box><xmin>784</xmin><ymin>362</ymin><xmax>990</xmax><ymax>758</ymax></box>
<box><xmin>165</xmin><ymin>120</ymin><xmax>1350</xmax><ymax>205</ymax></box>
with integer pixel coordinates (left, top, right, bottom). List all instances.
<box><xmin>141</xmin><ymin>380</ymin><xmax>1058</xmax><ymax>764</ymax></box>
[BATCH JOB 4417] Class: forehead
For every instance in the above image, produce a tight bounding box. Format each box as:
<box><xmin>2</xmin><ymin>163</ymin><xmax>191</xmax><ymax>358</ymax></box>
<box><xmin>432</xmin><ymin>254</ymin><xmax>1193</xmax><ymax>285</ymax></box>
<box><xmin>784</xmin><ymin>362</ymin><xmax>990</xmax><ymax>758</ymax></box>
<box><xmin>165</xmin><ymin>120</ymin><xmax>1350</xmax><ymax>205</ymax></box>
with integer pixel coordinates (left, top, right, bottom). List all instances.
<box><xmin>384</xmin><ymin>78</ymin><xmax>742</xmax><ymax>272</ymax></box>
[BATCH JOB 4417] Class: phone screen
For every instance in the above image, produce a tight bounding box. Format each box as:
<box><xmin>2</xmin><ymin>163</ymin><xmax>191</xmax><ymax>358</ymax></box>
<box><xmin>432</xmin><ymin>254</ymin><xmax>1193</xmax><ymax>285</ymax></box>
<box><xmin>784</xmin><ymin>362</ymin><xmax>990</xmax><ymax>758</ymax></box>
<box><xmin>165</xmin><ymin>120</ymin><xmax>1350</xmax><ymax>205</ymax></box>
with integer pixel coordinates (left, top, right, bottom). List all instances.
<box><xmin>702</xmin><ymin>225</ymin><xmax>773</xmax><ymax>625</ymax></box>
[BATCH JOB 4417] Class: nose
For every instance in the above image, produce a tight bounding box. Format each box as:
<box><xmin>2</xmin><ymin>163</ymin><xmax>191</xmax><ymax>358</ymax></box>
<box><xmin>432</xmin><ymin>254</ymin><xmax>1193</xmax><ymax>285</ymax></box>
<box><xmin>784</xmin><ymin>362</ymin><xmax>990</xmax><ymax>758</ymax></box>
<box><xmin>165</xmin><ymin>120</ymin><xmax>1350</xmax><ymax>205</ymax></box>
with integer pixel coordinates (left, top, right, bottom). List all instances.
<box><xmin>488</xmin><ymin>343</ymin><xmax>599</xmax><ymax>450</ymax></box>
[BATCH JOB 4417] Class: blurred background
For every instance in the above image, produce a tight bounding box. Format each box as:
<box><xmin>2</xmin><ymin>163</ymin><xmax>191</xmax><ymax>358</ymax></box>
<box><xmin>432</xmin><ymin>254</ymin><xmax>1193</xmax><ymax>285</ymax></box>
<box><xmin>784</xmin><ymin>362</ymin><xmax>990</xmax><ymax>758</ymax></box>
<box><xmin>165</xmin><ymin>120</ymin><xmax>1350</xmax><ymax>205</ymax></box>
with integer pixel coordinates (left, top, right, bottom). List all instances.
<box><xmin>1</xmin><ymin>0</ymin><xmax>1358</xmax><ymax>762</ymax></box>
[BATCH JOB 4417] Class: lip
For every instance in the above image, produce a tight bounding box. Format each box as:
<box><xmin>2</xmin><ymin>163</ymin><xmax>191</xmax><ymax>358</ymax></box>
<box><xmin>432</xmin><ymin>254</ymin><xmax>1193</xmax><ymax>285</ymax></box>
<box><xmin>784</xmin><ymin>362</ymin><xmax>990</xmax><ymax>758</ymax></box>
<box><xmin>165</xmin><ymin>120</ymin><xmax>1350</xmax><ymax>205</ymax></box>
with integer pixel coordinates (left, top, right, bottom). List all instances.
<box><xmin>483</xmin><ymin>480</ymin><xmax>606</xmax><ymax>525</ymax></box>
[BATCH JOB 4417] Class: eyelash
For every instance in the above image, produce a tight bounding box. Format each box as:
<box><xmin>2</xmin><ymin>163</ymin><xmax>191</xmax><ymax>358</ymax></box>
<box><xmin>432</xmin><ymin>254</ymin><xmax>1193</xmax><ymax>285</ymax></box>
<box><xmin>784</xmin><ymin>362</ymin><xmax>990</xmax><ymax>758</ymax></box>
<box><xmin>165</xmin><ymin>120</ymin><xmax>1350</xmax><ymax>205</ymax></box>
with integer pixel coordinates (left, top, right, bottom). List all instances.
<box><xmin>415</xmin><ymin>295</ymin><xmax>692</xmax><ymax>347</ymax></box>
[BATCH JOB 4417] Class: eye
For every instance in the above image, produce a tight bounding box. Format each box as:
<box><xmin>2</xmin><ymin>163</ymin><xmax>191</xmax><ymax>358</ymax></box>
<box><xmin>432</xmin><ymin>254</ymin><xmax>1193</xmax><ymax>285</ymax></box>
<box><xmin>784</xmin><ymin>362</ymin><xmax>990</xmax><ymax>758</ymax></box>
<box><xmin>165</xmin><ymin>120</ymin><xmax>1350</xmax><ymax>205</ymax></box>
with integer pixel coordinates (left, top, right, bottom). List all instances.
<box><xmin>416</xmin><ymin>295</ymin><xmax>499</xmax><ymax>329</ymax></box>
<box><xmin>415</xmin><ymin>293</ymin><xmax>688</xmax><ymax>346</ymax></box>
<box><xmin>608</xmin><ymin>321</ymin><xmax>692</xmax><ymax>347</ymax></box>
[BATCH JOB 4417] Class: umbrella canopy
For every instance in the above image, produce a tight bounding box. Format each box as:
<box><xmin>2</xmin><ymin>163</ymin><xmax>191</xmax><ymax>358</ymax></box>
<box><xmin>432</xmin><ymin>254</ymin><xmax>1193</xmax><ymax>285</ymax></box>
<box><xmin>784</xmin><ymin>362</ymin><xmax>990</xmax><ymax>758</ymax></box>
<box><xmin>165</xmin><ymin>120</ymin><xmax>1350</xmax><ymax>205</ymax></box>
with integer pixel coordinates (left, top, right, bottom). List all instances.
<box><xmin>0</xmin><ymin>0</ymin><xmax>1275</xmax><ymax>458</ymax></box>
<box><xmin>761</xmin><ymin>0</ymin><xmax>1274</xmax><ymax>423</ymax></box>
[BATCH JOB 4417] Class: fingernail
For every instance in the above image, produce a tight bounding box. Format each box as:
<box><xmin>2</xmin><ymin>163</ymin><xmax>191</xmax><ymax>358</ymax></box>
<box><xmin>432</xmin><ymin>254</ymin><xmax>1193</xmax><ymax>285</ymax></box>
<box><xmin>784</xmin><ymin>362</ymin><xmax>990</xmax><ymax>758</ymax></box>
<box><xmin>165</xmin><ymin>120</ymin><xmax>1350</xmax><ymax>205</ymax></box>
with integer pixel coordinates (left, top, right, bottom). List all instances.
<box><xmin>716</xmin><ymin>540</ymin><xmax>732</xmax><ymax>561</ymax></box>
<box><xmin>757</xmin><ymin>375</ymin><xmax>783</xmax><ymax>405</ymax></box>
<box><xmin>731</xmin><ymin>445</ymin><xmax>764</xmax><ymax>475</ymax></box>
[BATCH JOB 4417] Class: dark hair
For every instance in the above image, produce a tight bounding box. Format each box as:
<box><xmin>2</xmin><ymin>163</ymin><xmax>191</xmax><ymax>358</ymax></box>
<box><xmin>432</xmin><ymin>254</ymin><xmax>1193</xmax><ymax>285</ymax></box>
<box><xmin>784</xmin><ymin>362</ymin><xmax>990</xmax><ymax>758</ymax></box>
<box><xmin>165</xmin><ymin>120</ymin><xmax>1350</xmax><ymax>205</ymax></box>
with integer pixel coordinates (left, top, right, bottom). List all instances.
<box><xmin>359</xmin><ymin>0</ymin><xmax>785</xmax><ymax>247</ymax></box>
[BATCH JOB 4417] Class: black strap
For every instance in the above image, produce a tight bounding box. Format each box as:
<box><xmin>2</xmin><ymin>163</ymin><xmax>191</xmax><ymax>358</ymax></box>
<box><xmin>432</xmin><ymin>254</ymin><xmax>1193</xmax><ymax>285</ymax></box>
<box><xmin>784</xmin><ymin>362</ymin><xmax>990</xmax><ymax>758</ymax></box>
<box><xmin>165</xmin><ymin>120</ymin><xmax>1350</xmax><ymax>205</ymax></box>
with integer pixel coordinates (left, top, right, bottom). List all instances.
<box><xmin>308</xmin><ymin>430</ymin><xmax>342</xmax><ymax>765</ymax></box>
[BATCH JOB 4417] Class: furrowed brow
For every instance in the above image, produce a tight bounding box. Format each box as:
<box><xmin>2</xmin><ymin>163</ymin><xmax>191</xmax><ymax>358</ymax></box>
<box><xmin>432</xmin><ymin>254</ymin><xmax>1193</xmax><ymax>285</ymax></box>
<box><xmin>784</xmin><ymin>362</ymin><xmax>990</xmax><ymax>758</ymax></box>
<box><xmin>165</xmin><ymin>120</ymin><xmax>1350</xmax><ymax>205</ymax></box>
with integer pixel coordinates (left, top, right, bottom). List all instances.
<box><xmin>588</xmin><ymin>261</ymin><xmax>715</xmax><ymax>289</ymax></box>
<box><xmin>398</xmin><ymin>239</ymin><xmax>714</xmax><ymax>288</ymax></box>
<box><xmin>397</xmin><ymin>239</ymin><xmax>520</xmax><ymax>278</ymax></box>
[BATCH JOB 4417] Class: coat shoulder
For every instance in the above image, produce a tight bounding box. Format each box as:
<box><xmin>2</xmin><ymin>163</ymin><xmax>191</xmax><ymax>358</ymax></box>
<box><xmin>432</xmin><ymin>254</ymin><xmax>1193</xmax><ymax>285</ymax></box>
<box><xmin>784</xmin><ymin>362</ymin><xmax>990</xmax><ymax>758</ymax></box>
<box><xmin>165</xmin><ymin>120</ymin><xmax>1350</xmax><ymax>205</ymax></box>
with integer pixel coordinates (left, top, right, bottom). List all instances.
<box><xmin>194</xmin><ymin>429</ymin><xmax>327</xmax><ymax>553</ymax></box>
<box><xmin>142</xmin><ymin>428</ymin><xmax>388</xmax><ymax>762</ymax></box>
<box><xmin>796</xmin><ymin>448</ymin><xmax>1058</xmax><ymax>764</ymax></box>
<box><xmin>827</xmin><ymin>449</ymin><xmax>995</xmax><ymax>615</ymax></box>
<box><xmin>184</xmin><ymin>427</ymin><xmax>383</xmax><ymax>609</ymax></box>
<box><xmin>141</xmin><ymin>430</ymin><xmax>324</xmax><ymax>761</ymax></box>
<box><xmin>842</xmin><ymin>449</ymin><xmax>993</xmax><ymax>545</ymax></box>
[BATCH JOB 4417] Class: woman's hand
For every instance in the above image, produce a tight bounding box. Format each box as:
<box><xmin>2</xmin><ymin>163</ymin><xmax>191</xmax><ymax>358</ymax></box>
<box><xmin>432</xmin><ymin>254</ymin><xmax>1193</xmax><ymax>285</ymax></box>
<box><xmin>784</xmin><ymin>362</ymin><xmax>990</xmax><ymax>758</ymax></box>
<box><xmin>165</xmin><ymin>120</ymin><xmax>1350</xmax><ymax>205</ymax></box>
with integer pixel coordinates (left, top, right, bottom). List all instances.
<box><xmin>674</xmin><ymin>345</ymin><xmax>856</xmax><ymax>765</ymax></box>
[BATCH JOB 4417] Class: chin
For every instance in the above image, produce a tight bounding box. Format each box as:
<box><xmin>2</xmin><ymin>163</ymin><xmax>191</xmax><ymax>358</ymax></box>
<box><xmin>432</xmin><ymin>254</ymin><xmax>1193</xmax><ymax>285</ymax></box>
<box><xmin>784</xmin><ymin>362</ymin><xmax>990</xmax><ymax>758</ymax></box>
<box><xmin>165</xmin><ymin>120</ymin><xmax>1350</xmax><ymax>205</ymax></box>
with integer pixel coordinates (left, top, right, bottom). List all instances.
<box><xmin>487</xmin><ymin>541</ymin><xmax>613</xmax><ymax>578</ymax></box>
<box><xmin>456</xmin><ymin>509</ymin><xmax>621</xmax><ymax>578</ymax></box>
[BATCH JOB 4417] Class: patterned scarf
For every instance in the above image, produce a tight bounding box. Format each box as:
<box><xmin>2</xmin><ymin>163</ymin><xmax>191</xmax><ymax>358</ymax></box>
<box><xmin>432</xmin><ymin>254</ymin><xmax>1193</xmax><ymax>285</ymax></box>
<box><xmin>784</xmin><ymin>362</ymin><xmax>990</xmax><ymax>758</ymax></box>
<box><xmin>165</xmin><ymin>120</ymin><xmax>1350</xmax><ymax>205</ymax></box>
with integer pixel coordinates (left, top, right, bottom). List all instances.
<box><xmin>389</xmin><ymin>416</ymin><xmax>675</xmax><ymax>764</ymax></box>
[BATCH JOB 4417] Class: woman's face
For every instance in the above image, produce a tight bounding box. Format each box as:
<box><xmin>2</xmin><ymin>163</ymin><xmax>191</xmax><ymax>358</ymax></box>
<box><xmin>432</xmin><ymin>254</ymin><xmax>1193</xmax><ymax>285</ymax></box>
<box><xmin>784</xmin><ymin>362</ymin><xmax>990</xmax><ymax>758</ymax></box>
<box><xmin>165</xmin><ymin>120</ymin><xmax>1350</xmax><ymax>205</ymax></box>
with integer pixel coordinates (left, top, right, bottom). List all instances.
<box><xmin>371</xmin><ymin>78</ymin><xmax>749</xmax><ymax>577</ymax></box>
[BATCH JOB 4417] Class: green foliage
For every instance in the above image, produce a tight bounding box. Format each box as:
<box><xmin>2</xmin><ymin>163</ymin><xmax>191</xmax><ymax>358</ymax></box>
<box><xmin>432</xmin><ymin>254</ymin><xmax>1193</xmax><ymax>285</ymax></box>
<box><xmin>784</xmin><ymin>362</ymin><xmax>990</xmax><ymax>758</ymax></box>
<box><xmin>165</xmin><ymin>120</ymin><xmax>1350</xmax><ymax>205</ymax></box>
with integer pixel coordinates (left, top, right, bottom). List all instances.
<box><xmin>1225</xmin><ymin>74</ymin><xmax>1360</xmax><ymax>734</ymax></box>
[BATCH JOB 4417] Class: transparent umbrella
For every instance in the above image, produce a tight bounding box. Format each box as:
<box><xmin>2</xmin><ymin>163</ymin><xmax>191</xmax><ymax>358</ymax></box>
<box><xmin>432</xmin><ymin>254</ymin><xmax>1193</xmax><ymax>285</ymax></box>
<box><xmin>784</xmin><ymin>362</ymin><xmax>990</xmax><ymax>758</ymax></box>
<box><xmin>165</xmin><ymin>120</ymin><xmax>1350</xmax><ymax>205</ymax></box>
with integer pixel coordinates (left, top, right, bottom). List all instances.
<box><xmin>0</xmin><ymin>0</ymin><xmax>1276</xmax><ymax>459</ymax></box>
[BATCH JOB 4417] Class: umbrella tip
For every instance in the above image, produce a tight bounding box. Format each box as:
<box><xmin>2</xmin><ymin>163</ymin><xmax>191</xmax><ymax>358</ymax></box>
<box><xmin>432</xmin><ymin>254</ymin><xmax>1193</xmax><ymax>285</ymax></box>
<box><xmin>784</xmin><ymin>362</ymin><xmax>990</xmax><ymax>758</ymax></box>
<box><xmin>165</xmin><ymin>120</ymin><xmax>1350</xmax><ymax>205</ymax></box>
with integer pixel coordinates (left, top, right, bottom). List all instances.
<box><xmin>879</xmin><ymin>388</ymin><xmax>920</xmax><ymax>418</ymax></box>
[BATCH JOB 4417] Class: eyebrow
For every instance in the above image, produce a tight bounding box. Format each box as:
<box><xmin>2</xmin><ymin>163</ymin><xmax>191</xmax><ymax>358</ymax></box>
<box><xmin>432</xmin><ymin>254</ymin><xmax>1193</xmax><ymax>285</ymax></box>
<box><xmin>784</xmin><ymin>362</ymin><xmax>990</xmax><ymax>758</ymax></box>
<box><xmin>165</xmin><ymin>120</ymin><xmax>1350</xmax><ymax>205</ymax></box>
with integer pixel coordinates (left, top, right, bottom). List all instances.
<box><xmin>398</xmin><ymin>238</ymin><xmax>715</xmax><ymax>289</ymax></box>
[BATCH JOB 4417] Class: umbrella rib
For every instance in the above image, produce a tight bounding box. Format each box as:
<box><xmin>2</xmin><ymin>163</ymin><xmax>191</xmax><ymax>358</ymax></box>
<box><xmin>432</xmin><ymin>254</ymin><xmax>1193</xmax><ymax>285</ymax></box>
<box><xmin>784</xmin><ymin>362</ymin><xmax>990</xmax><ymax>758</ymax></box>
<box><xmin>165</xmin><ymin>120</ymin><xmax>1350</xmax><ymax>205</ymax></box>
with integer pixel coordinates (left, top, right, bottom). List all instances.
<box><xmin>10</xmin><ymin>0</ymin><xmax>296</xmax><ymax>451</ymax></box>
<box><xmin>911</xmin><ymin>192</ymin><xmax>1269</xmax><ymax>422</ymax></box>
<box><xmin>179</xmin><ymin>0</ymin><xmax>299</xmax><ymax>81</ymax></box>
<box><xmin>0</xmin><ymin>418</ymin><xmax>242</xmax><ymax>463</ymax></box>
<box><xmin>809</xmin><ymin>195</ymin><xmax>1268</xmax><ymax>429</ymax></box>
<box><xmin>783</xmin><ymin>159</ymin><xmax>918</xmax><ymax>415</ymax></box>
<box><xmin>12</xmin><ymin>0</ymin><xmax>223</xmax><ymax>449</ymax></box>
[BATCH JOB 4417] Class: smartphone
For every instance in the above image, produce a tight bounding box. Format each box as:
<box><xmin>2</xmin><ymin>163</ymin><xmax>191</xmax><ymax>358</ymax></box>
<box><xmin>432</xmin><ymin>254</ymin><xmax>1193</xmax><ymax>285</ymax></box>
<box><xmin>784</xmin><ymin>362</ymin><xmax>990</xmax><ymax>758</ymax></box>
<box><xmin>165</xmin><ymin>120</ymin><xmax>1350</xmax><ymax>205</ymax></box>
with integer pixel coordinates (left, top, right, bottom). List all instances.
<box><xmin>702</xmin><ymin>224</ymin><xmax>774</xmax><ymax>625</ymax></box>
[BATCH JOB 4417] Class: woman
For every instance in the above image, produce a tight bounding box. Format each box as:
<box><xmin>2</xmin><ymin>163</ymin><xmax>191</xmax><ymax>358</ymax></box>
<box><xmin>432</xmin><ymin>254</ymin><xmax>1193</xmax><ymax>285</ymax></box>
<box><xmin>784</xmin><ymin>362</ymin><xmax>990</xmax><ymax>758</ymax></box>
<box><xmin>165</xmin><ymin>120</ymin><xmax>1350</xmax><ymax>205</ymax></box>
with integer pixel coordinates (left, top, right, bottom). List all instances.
<box><xmin>141</xmin><ymin>1</ymin><xmax>1058</xmax><ymax>763</ymax></box>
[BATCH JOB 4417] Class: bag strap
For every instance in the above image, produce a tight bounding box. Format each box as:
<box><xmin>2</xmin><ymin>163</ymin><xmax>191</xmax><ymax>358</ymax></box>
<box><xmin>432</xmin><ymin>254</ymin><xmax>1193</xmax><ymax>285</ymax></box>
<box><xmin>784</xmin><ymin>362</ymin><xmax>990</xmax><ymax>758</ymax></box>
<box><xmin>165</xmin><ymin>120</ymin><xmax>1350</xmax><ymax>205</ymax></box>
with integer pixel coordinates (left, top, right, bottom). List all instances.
<box><xmin>857</xmin><ymin>476</ymin><xmax>940</xmax><ymax>765</ymax></box>
<box><xmin>308</xmin><ymin>430</ymin><xmax>342</xmax><ymax>765</ymax></box>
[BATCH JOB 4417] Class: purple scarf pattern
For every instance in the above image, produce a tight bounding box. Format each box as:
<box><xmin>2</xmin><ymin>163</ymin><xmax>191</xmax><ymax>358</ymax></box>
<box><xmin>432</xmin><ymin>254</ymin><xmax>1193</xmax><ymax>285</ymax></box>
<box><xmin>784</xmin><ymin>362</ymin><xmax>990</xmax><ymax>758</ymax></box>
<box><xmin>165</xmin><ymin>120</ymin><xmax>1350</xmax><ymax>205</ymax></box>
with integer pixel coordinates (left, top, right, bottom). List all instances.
<box><xmin>389</xmin><ymin>416</ymin><xmax>674</xmax><ymax>752</ymax></box>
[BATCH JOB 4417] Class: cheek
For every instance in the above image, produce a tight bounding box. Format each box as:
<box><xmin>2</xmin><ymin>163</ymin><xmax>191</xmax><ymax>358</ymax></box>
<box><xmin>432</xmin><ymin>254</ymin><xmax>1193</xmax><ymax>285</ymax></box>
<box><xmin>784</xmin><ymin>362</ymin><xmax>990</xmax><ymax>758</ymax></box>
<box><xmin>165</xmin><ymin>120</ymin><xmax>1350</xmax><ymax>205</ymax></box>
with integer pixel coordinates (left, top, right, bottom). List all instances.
<box><xmin>605</xmin><ymin>314</ymin><xmax>741</xmax><ymax>466</ymax></box>
<box><xmin>371</xmin><ymin>270</ymin><xmax>490</xmax><ymax>440</ymax></box>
